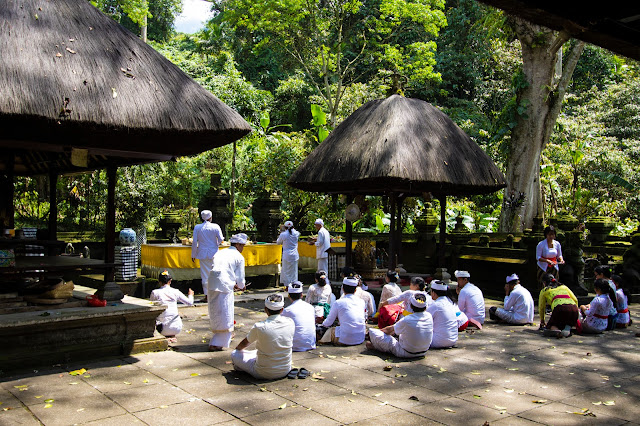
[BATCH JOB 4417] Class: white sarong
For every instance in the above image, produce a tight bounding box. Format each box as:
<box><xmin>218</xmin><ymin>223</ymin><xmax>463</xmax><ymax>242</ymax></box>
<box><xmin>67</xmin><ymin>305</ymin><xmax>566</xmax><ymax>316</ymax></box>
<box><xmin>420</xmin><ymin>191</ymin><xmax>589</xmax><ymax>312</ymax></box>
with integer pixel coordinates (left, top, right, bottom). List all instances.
<box><xmin>208</xmin><ymin>290</ymin><xmax>235</xmax><ymax>347</ymax></box>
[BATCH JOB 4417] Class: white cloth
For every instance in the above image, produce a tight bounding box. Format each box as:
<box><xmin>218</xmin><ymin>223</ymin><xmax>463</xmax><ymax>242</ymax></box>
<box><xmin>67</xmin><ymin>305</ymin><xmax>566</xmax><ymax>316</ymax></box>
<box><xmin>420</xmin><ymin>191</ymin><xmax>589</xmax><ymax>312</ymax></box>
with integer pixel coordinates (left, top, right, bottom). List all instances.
<box><xmin>536</xmin><ymin>239</ymin><xmax>562</xmax><ymax>272</ymax></box>
<box><xmin>315</xmin><ymin>226</ymin><xmax>331</xmax><ymax>259</ymax></box>
<box><xmin>317</xmin><ymin>257</ymin><xmax>328</xmax><ymax>272</ymax></box>
<box><xmin>426</xmin><ymin>297</ymin><xmax>458</xmax><ymax>349</ymax></box>
<box><xmin>236</xmin><ymin>314</ymin><xmax>295</xmax><ymax>379</ymax></box>
<box><xmin>150</xmin><ymin>285</ymin><xmax>194</xmax><ymax>336</ymax></box>
<box><xmin>583</xmin><ymin>294</ymin><xmax>613</xmax><ymax>332</ymax></box>
<box><xmin>191</xmin><ymin>221</ymin><xmax>224</xmax><ymax>259</ymax></box>
<box><xmin>369</xmin><ymin>310</ymin><xmax>434</xmax><ymax>358</ymax></box>
<box><xmin>277</xmin><ymin>229</ymin><xmax>300</xmax><ymax>285</ymax></box>
<box><xmin>616</xmin><ymin>288</ymin><xmax>630</xmax><ymax>325</ymax></box>
<box><xmin>198</xmin><ymin>258</ymin><xmax>213</xmax><ymax>294</ymax></box>
<box><xmin>208</xmin><ymin>291</ymin><xmax>235</xmax><ymax>347</ymax></box>
<box><xmin>386</xmin><ymin>290</ymin><xmax>431</xmax><ymax>313</ymax></box>
<box><xmin>306</xmin><ymin>283</ymin><xmax>335</xmax><ymax>318</ymax></box>
<box><xmin>209</xmin><ymin>246</ymin><xmax>245</xmax><ymax>293</ymax></box>
<box><xmin>281</xmin><ymin>299</ymin><xmax>316</xmax><ymax>351</ymax></box>
<box><xmin>458</xmin><ymin>282</ymin><xmax>485</xmax><ymax>324</ymax></box>
<box><xmin>322</xmin><ymin>293</ymin><xmax>366</xmax><ymax>345</ymax></box>
<box><xmin>495</xmin><ymin>284</ymin><xmax>535</xmax><ymax>324</ymax></box>
<box><xmin>454</xmin><ymin>305</ymin><xmax>468</xmax><ymax>328</ymax></box>
<box><xmin>343</xmin><ymin>287</ymin><xmax>376</xmax><ymax>319</ymax></box>
<box><xmin>379</xmin><ymin>282</ymin><xmax>402</xmax><ymax>307</ymax></box>
<box><xmin>383</xmin><ymin>310</ymin><xmax>433</xmax><ymax>355</ymax></box>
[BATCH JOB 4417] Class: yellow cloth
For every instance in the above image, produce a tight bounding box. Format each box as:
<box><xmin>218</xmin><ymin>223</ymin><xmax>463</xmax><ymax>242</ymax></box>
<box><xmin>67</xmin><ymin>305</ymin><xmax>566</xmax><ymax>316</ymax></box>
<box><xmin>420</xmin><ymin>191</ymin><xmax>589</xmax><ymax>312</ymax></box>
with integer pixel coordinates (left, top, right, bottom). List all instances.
<box><xmin>141</xmin><ymin>244</ymin><xmax>282</xmax><ymax>268</ymax></box>
<box><xmin>297</xmin><ymin>242</ymin><xmax>355</xmax><ymax>258</ymax></box>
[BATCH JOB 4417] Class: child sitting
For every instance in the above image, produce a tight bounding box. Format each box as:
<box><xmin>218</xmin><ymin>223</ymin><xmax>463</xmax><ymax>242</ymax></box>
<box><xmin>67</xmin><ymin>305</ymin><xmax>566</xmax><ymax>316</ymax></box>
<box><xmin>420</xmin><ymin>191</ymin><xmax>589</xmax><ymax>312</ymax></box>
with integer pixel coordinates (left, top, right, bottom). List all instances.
<box><xmin>150</xmin><ymin>270</ymin><xmax>194</xmax><ymax>343</ymax></box>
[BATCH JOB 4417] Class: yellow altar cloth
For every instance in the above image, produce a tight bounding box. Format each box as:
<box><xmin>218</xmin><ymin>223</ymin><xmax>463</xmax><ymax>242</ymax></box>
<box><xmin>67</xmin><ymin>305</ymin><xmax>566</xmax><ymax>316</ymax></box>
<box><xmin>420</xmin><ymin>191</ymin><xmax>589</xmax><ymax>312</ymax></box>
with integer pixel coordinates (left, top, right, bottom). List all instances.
<box><xmin>141</xmin><ymin>243</ymin><xmax>282</xmax><ymax>268</ymax></box>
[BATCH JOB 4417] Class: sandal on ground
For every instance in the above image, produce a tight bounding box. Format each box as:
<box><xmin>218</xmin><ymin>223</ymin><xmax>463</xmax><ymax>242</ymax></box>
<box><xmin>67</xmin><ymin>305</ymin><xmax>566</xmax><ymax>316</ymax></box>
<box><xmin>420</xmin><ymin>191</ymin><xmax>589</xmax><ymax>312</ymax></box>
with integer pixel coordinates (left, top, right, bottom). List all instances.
<box><xmin>287</xmin><ymin>368</ymin><xmax>299</xmax><ymax>379</ymax></box>
<box><xmin>297</xmin><ymin>368</ymin><xmax>309</xmax><ymax>379</ymax></box>
<box><xmin>167</xmin><ymin>337</ymin><xmax>177</xmax><ymax>343</ymax></box>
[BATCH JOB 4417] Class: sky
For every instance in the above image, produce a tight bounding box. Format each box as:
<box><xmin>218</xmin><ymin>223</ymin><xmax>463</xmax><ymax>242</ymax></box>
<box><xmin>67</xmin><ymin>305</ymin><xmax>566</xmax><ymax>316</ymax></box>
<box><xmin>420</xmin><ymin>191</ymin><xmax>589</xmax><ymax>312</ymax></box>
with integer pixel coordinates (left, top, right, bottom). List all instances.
<box><xmin>174</xmin><ymin>0</ymin><xmax>214</xmax><ymax>34</ymax></box>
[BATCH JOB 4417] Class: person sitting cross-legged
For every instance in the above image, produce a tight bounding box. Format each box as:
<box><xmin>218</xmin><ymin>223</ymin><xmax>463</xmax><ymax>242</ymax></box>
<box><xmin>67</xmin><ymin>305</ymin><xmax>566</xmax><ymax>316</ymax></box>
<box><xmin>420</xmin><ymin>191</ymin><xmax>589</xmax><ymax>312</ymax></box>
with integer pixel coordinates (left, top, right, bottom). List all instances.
<box><xmin>231</xmin><ymin>294</ymin><xmax>295</xmax><ymax>380</ymax></box>
<box><xmin>318</xmin><ymin>277</ymin><xmax>366</xmax><ymax>345</ymax></box>
<box><xmin>427</xmin><ymin>280</ymin><xmax>459</xmax><ymax>349</ymax></box>
<box><xmin>281</xmin><ymin>281</ymin><xmax>316</xmax><ymax>352</ymax></box>
<box><xmin>489</xmin><ymin>274</ymin><xmax>535</xmax><ymax>325</ymax></box>
<box><xmin>366</xmin><ymin>293</ymin><xmax>433</xmax><ymax>358</ymax></box>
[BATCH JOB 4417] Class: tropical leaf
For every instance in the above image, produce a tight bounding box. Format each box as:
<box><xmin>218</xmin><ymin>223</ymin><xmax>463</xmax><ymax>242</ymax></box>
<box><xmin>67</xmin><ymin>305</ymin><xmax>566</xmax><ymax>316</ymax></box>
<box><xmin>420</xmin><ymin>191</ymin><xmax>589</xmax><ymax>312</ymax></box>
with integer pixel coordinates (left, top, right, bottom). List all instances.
<box><xmin>591</xmin><ymin>171</ymin><xmax>635</xmax><ymax>190</ymax></box>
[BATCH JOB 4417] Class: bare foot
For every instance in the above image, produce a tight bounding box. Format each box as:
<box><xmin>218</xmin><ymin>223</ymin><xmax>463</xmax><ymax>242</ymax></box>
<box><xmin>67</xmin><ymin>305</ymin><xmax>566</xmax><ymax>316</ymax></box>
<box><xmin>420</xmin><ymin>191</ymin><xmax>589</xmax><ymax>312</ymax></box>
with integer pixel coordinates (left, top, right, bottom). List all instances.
<box><xmin>167</xmin><ymin>337</ymin><xmax>177</xmax><ymax>343</ymax></box>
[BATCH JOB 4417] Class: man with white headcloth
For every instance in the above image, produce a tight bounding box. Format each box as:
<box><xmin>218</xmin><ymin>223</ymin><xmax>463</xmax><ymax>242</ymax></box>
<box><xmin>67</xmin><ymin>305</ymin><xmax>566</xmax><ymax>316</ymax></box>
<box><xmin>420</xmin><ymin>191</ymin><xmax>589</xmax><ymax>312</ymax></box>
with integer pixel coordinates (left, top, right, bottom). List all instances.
<box><xmin>281</xmin><ymin>281</ymin><xmax>316</xmax><ymax>351</ymax></box>
<box><xmin>191</xmin><ymin>210</ymin><xmax>224</xmax><ymax>302</ymax></box>
<box><xmin>455</xmin><ymin>270</ymin><xmax>485</xmax><ymax>327</ymax></box>
<box><xmin>366</xmin><ymin>293</ymin><xmax>433</xmax><ymax>358</ymax></box>
<box><xmin>276</xmin><ymin>220</ymin><xmax>300</xmax><ymax>286</ymax></box>
<box><xmin>310</xmin><ymin>218</ymin><xmax>331</xmax><ymax>272</ymax></box>
<box><xmin>231</xmin><ymin>294</ymin><xmax>295</xmax><ymax>380</ymax></box>
<box><xmin>319</xmin><ymin>277</ymin><xmax>366</xmax><ymax>345</ymax></box>
<box><xmin>489</xmin><ymin>274</ymin><xmax>535</xmax><ymax>325</ymax></box>
<box><xmin>207</xmin><ymin>233</ymin><xmax>247</xmax><ymax>351</ymax></box>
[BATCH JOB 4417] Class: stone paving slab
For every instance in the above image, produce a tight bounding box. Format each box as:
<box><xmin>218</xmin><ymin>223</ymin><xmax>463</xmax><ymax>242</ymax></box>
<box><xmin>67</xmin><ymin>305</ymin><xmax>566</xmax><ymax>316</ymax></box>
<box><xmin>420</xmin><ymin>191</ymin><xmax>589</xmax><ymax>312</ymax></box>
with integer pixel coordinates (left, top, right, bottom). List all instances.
<box><xmin>1</xmin><ymin>295</ymin><xmax>639</xmax><ymax>425</ymax></box>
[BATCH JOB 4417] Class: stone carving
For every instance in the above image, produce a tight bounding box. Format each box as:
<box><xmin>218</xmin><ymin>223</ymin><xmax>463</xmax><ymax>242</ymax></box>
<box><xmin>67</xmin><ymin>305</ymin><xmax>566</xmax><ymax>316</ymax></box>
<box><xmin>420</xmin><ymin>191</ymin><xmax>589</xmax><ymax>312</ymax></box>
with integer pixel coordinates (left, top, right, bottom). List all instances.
<box><xmin>622</xmin><ymin>233</ymin><xmax>640</xmax><ymax>293</ymax></box>
<box><xmin>252</xmin><ymin>192</ymin><xmax>283</xmax><ymax>242</ymax></box>
<box><xmin>199</xmin><ymin>174</ymin><xmax>231</xmax><ymax>237</ymax></box>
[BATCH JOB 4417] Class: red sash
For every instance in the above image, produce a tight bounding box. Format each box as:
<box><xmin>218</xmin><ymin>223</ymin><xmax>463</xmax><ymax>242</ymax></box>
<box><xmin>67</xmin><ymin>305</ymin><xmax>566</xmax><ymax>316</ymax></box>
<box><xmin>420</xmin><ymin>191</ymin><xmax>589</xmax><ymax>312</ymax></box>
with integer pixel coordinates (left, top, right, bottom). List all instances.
<box><xmin>552</xmin><ymin>294</ymin><xmax>571</xmax><ymax>301</ymax></box>
<box><xmin>594</xmin><ymin>313</ymin><xmax>608</xmax><ymax>319</ymax></box>
<box><xmin>617</xmin><ymin>308</ymin><xmax>629</xmax><ymax>314</ymax></box>
<box><xmin>542</xmin><ymin>256</ymin><xmax>557</xmax><ymax>265</ymax></box>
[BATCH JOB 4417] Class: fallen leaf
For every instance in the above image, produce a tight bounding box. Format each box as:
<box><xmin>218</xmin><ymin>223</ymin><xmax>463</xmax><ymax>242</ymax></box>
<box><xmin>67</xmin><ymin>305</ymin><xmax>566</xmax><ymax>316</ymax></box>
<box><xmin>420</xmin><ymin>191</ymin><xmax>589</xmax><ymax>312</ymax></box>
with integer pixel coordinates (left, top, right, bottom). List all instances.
<box><xmin>351</xmin><ymin>390</ymin><xmax>357</xmax><ymax>395</ymax></box>
<box><xmin>326</xmin><ymin>355</ymin><xmax>336</xmax><ymax>359</ymax></box>
<box><xmin>278</xmin><ymin>403</ymin><xmax>287</xmax><ymax>409</ymax></box>
<box><xmin>444</xmin><ymin>408</ymin><xmax>455</xmax><ymax>413</ymax></box>
<box><xmin>438</xmin><ymin>367</ymin><xmax>447</xmax><ymax>373</ymax></box>
<box><xmin>69</xmin><ymin>368</ymin><xmax>86</xmax><ymax>376</ymax></box>
<box><xmin>508</xmin><ymin>368</ymin><xmax>519</xmax><ymax>371</ymax></box>
<box><xmin>190</xmin><ymin>373</ymin><xmax>200</xmax><ymax>377</ymax></box>
<box><xmin>44</xmin><ymin>404</ymin><xmax>53</xmax><ymax>409</ymax></box>
<box><xmin>14</xmin><ymin>385</ymin><xmax>28</xmax><ymax>389</ymax></box>
<box><xmin>379</xmin><ymin>401</ymin><xmax>389</xmax><ymax>406</ymax></box>
<box><xmin>260</xmin><ymin>387</ymin><xmax>268</xmax><ymax>392</ymax></box>
<box><xmin>395</xmin><ymin>374</ymin><xmax>407</xmax><ymax>378</ymax></box>
<box><xmin>123</xmin><ymin>381</ymin><xmax>131</xmax><ymax>385</ymax></box>
<box><xmin>225</xmin><ymin>361</ymin><xmax>233</xmax><ymax>364</ymax></box>
<box><xmin>76</xmin><ymin>408</ymin><xmax>85</xmax><ymax>412</ymax></box>
<box><xmin>160</xmin><ymin>405</ymin><xmax>168</xmax><ymax>409</ymax></box>
<box><xmin>44</xmin><ymin>399</ymin><xmax>54</xmax><ymax>403</ymax></box>
<box><xmin>143</xmin><ymin>379</ymin><xmax>149</xmax><ymax>384</ymax></box>
<box><xmin>302</xmin><ymin>388</ymin><xmax>309</xmax><ymax>391</ymax></box>
<box><xmin>69</xmin><ymin>382</ymin><xmax>78</xmax><ymax>385</ymax></box>
<box><xmin>495</xmin><ymin>405</ymin><xmax>507</xmax><ymax>410</ymax></box>
<box><xmin>510</xmin><ymin>357</ymin><xmax>518</xmax><ymax>361</ymax></box>
<box><xmin>347</xmin><ymin>399</ymin><xmax>354</xmax><ymax>403</ymax></box>
<box><xmin>66</xmin><ymin>47</ymin><xmax>76</xmax><ymax>54</ymax></box>
<box><xmin>532</xmin><ymin>400</ymin><xmax>547</xmax><ymax>404</ymax></box>
<box><xmin>112</xmin><ymin>88</ymin><xmax>117</xmax><ymax>98</ymax></box>
<box><xmin>471</xmin><ymin>371</ymin><xmax>481</xmax><ymax>375</ymax></box>
<box><xmin>603</xmin><ymin>401</ymin><xmax>615</xmax><ymax>406</ymax></box>
<box><xmin>613</xmin><ymin>384</ymin><xmax>621</xmax><ymax>388</ymax></box>
<box><xmin>504</xmin><ymin>389</ymin><xmax>514</xmax><ymax>393</ymax></box>
<box><xmin>374</xmin><ymin>393</ymin><xmax>383</xmax><ymax>397</ymax></box>
<box><xmin>383</xmin><ymin>365</ymin><xmax>393</xmax><ymax>371</ymax></box>
<box><xmin>146</xmin><ymin>361</ymin><xmax>153</xmax><ymax>366</ymax></box>
<box><xmin>311</xmin><ymin>373</ymin><xmax>325</xmax><ymax>380</ymax></box>
<box><xmin>592</xmin><ymin>401</ymin><xmax>602</xmax><ymax>405</ymax></box>
<box><xmin>473</xmin><ymin>395</ymin><xmax>482</xmax><ymax>399</ymax></box>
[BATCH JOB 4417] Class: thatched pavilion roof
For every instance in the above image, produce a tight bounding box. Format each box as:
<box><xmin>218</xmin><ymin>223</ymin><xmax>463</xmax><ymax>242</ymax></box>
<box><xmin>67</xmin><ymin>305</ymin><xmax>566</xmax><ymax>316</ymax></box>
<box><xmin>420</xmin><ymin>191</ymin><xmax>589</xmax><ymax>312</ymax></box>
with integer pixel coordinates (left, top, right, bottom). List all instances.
<box><xmin>288</xmin><ymin>95</ymin><xmax>506</xmax><ymax>197</ymax></box>
<box><xmin>0</xmin><ymin>0</ymin><xmax>251</xmax><ymax>175</ymax></box>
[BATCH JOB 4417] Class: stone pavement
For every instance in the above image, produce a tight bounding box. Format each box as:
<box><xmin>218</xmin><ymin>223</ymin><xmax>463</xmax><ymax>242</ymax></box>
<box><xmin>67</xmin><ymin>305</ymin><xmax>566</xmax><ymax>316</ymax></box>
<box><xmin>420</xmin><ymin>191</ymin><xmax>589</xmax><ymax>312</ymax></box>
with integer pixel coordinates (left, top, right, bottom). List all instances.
<box><xmin>2</xmin><ymin>292</ymin><xmax>640</xmax><ymax>425</ymax></box>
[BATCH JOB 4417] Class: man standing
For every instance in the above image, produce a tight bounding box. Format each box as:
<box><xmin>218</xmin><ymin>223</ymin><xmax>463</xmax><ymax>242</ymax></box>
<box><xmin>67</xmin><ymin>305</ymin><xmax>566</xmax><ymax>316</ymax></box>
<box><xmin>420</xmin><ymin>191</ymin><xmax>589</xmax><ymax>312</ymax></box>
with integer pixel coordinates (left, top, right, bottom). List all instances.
<box><xmin>207</xmin><ymin>233</ymin><xmax>247</xmax><ymax>351</ymax></box>
<box><xmin>367</xmin><ymin>293</ymin><xmax>433</xmax><ymax>358</ymax></box>
<box><xmin>281</xmin><ymin>281</ymin><xmax>316</xmax><ymax>351</ymax></box>
<box><xmin>192</xmin><ymin>210</ymin><xmax>224</xmax><ymax>302</ymax></box>
<box><xmin>231</xmin><ymin>294</ymin><xmax>295</xmax><ymax>380</ymax></box>
<box><xmin>455</xmin><ymin>270</ymin><xmax>485</xmax><ymax>327</ymax></box>
<box><xmin>319</xmin><ymin>277</ymin><xmax>366</xmax><ymax>345</ymax></box>
<box><xmin>489</xmin><ymin>274</ymin><xmax>535</xmax><ymax>325</ymax></box>
<box><xmin>310</xmin><ymin>218</ymin><xmax>331</xmax><ymax>272</ymax></box>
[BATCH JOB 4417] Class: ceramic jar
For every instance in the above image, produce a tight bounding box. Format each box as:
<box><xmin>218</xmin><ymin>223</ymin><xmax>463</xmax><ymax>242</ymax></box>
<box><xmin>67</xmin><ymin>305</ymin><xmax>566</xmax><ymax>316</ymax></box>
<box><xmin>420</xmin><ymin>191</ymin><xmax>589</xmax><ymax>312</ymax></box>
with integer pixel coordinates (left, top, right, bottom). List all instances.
<box><xmin>119</xmin><ymin>228</ymin><xmax>137</xmax><ymax>246</ymax></box>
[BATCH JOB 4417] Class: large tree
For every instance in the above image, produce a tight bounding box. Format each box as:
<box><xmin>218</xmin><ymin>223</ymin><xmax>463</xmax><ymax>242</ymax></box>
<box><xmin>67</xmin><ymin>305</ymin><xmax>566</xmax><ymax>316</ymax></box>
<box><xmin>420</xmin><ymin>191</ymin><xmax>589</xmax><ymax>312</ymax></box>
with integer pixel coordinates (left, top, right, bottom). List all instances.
<box><xmin>211</xmin><ymin>0</ymin><xmax>447</xmax><ymax>126</ymax></box>
<box><xmin>498</xmin><ymin>17</ymin><xmax>584</xmax><ymax>232</ymax></box>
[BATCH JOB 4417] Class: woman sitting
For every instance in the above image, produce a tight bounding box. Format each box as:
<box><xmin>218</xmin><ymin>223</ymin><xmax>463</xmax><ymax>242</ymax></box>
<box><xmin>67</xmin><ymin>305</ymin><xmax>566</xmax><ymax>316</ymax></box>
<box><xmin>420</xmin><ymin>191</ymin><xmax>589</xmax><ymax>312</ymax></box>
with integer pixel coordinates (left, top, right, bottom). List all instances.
<box><xmin>578</xmin><ymin>279</ymin><xmax>617</xmax><ymax>334</ymax></box>
<box><xmin>612</xmin><ymin>274</ymin><xmax>631</xmax><ymax>328</ymax></box>
<box><xmin>150</xmin><ymin>270</ymin><xmax>194</xmax><ymax>343</ymax></box>
<box><xmin>306</xmin><ymin>270</ymin><xmax>335</xmax><ymax>323</ymax></box>
<box><xmin>538</xmin><ymin>274</ymin><xmax>579</xmax><ymax>338</ymax></box>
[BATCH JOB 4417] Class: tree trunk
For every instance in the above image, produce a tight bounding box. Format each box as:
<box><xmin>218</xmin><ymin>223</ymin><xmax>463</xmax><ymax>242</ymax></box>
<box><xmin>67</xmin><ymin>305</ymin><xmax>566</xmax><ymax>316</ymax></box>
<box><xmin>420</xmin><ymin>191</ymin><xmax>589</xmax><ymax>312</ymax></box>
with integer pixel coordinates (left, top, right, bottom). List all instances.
<box><xmin>141</xmin><ymin>14</ymin><xmax>148</xmax><ymax>43</ymax></box>
<box><xmin>499</xmin><ymin>18</ymin><xmax>584</xmax><ymax>232</ymax></box>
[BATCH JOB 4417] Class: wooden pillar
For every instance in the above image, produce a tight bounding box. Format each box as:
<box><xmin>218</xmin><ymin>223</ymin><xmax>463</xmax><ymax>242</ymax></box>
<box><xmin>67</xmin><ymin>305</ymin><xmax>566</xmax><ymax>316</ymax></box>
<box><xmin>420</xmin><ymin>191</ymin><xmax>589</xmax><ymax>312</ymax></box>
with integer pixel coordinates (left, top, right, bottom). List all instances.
<box><xmin>104</xmin><ymin>165</ymin><xmax>116</xmax><ymax>282</ymax></box>
<box><xmin>48</xmin><ymin>171</ymin><xmax>58</xmax><ymax>241</ymax></box>
<box><xmin>345</xmin><ymin>195</ymin><xmax>354</xmax><ymax>268</ymax></box>
<box><xmin>389</xmin><ymin>194</ymin><xmax>397</xmax><ymax>270</ymax></box>
<box><xmin>396</xmin><ymin>196</ymin><xmax>404</xmax><ymax>269</ymax></box>
<box><xmin>438</xmin><ymin>195</ymin><xmax>447</xmax><ymax>267</ymax></box>
<box><xmin>0</xmin><ymin>155</ymin><xmax>15</xmax><ymax>230</ymax></box>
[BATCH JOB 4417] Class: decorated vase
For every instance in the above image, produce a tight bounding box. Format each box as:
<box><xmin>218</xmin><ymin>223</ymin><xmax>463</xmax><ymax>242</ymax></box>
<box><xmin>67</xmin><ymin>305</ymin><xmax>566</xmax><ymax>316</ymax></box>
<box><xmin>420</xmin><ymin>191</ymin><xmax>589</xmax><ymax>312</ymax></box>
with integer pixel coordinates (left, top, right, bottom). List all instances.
<box><xmin>119</xmin><ymin>228</ymin><xmax>137</xmax><ymax>246</ymax></box>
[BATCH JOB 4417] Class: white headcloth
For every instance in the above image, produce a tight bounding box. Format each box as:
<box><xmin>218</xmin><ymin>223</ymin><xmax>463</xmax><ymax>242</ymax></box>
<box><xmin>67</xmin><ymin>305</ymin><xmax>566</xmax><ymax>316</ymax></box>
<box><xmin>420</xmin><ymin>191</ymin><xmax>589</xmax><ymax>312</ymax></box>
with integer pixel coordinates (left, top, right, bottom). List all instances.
<box><xmin>265</xmin><ymin>294</ymin><xmax>285</xmax><ymax>310</ymax></box>
<box><xmin>201</xmin><ymin>210</ymin><xmax>212</xmax><ymax>220</ymax></box>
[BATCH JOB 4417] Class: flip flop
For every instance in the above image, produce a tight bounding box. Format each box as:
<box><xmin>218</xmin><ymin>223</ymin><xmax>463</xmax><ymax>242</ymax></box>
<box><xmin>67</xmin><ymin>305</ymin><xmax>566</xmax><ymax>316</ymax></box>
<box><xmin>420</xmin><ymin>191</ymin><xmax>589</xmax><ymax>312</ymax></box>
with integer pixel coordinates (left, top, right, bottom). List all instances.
<box><xmin>297</xmin><ymin>368</ymin><xmax>309</xmax><ymax>379</ymax></box>
<box><xmin>287</xmin><ymin>368</ymin><xmax>299</xmax><ymax>379</ymax></box>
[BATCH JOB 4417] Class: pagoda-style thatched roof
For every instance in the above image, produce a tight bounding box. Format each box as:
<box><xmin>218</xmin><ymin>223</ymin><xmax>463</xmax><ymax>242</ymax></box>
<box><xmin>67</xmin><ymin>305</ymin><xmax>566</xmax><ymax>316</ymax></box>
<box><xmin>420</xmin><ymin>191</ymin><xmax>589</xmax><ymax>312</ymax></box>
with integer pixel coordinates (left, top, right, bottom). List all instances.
<box><xmin>476</xmin><ymin>0</ymin><xmax>640</xmax><ymax>61</ymax></box>
<box><xmin>0</xmin><ymin>0</ymin><xmax>252</xmax><ymax>175</ymax></box>
<box><xmin>288</xmin><ymin>95</ymin><xmax>506</xmax><ymax>197</ymax></box>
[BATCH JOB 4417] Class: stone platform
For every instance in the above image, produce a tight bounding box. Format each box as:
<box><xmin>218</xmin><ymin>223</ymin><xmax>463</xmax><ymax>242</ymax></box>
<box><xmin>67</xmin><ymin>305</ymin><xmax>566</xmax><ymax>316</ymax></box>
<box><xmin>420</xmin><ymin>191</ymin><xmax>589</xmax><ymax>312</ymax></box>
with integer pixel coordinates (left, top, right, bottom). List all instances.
<box><xmin>0</xmin><ymin>285</ymin><xmax>167</xmax><ymax>371</ymax></box>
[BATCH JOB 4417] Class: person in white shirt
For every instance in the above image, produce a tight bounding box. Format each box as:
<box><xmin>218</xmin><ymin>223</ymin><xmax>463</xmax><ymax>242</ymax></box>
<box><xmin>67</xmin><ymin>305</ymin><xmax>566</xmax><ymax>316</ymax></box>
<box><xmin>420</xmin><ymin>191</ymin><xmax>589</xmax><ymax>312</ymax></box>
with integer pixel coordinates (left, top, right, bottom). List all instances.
<box><xmin>281</xmin><ymin>281</ymin><xmax>316</xmax><ymax>351</ymax></box>
<box><xmin>319</xmin><ymin>277</ymin><xmax>366</xmax><ymax>345</ymax></box>
<box><xmin>207</xmin><ymin>233</ymin><xmax>247</xmax><ymax>351</ymax></box>
<box><xmin>306</xmin><ymin>270</ymin><xmax>335</xmax><ymax>321</ymax></box>
<box><xmin>150</xmin><ymin>270</ymin><xmax>194</xmax><ymax>343</ymax></box>
<box><xmin>367</xmin><ymin>293</ymin><xmax>433</xmax><ymax>358</ymax></box>
<box><xmin>231</xmin><ymin>294</ymin><xmax>295</xmax><ymax>380</ymax></box>
<box><xmin>380</xmin><ymin>276</ymin><xmax>431</xmax><ymax>313</ymax></box>
<box><xmin>489</xmin><ymin>274</ymin><xmax>535</xmax><ymax>325</ymax></box>
<box><xmin>310</xmin><ymin>218</ymin><xmax>331</xmax><ymax>272</ymax></box>
<box><xmin>359</xmin><ymin>282</ymin><xmax>377</xmax><ymax>320</ymax></box>
<box><xmin>427</xmin><ymin>280</ymin><xmax>458</xmax><ymax>349</ymax></box>
<box><xmin>191</xmin><ymin>210</ymin><xmax>225</xmax><ymax>302</ymax></box>
<box><xmin>379</xmin><ymin>270</ymin><xmax>402</xmax><ymax>308</ymax></box>
<box><xmin>455</xmin><ymin>270</ymin><xmax>485</xmax><ymax>327</ymax></box>
<box><xmin>277</xmin><ymin>220</ymin><xmax>300</xmax><ymax>286</ymax></box>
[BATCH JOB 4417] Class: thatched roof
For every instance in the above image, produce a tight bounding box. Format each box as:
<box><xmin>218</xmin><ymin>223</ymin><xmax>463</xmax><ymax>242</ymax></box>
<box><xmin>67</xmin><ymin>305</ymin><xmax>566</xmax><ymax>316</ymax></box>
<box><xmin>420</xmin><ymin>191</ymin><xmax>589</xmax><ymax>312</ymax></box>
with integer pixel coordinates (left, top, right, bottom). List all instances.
<box><xmin>288</xmin><ymin>95</ymin><xmax>506</xmax><ymax>196</ymax></box>
<box><xmin>0</xmin><ymin>0</ymin><xmax>251</xmax><ymax>175</ymax></box>
<box><xmin>476</xmin><ymin>0</ymin><xmax>640</xmax><ymax>61</ymax></box>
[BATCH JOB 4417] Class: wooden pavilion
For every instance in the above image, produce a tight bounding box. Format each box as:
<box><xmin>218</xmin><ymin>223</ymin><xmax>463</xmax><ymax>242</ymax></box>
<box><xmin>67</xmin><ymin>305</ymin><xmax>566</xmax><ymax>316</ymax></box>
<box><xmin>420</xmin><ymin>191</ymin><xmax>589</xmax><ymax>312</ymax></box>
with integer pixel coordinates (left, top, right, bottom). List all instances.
<box><xmin>287</xmin><ymin>94</ymin><xmax>506</xmax><ymax>270</ymax></box>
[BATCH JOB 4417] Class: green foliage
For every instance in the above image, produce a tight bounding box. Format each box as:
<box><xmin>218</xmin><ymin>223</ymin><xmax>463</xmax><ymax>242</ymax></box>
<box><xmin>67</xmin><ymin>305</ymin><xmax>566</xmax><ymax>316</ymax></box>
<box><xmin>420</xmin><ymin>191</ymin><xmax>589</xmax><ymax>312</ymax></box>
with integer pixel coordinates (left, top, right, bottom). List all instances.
<box><xmin>93</xmin><ymin>0</ymin><xmax>182</xmax><ymax>42</ymax></box>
